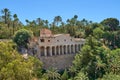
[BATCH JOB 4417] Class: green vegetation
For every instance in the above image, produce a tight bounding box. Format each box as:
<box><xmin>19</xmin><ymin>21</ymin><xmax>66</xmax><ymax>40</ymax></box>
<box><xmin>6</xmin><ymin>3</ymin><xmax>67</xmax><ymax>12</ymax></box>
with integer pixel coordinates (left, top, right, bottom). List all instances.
<box><xmin>0</xmin><ymin>41</ymin><xmax>42</xmax><ymax>80</ymax></box>
<box><xmin>13</xmin><ymin>29</ymin><xmax>33</xmax><ymax>48</ymax></box>
<box><xmin>0</xmin><ymin>8</ymin><xmax>120</xmax><ymax>80</ymax></box>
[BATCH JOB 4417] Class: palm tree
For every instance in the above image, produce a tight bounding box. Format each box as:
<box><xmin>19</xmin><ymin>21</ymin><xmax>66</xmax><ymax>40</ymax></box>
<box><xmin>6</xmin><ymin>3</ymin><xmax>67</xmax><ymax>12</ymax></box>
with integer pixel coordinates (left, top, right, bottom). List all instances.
<box><xmin>36</xmin><ymin>18</ymin><xmax>44</xmax><ymax>27</ymax></box>
<box><xmin>95</xmin><ymin>57</ymin><xmax>106</xmax><ymax>78</ymax></box>
<box><xmin>36</xmin><ymin>18</ymin><xmax>41</xmax><ymax>25</ymax></box>
<box><xmin>43</xmin><ymin>68</ymin><xmax>61</xmax><ymax>80</ymax></box>
<box><xmin>74</xmin><ymin>72</ymin><xmax>89</xmax><ymax>80</ymax></box>
<box><xmin>81</xmin><ymin>18</ymin><xmax>88</xmax><ymax>26</ymax></box>
<box><xmin>66</xmin><ymin>19</ymin><xmax>70</xmax><ymax>24</ymax></box>
<box><xmin>13</xmin><ymin>14</ymin><xmax>19</xmax><ymax>35</ymax></box>
<box><xmin>31</xmin><ymin>20</ymin><xmax>36</xmax><ymax>27</ymax></box>
<box><xmin>74</xmin><ymin>15</ymin><xmax>78</xmax><ymax>20</ymax></box>
<box><xmin>109</xmin><ymin>55</ymin><xmax>120</xmax><ymax>74</ymax></box>
<box><xmin>1</xmin><ymin>8</ymin><xmax>11</xmax><ymax>24</ymax></box>
<box><xmin>44</xmin><ymin>20</ymin><xmax>49</xmax><ymax>27</ymax></box>
<box><xmin>54</xmin><ymin>16</ymin><xmax>62</xmax><ymax>26</ymax></box>
<box><xmin>69</xmin><ymin>66</ymin><xmax>77</xmax><ymax>78</ymax></box>
<box><xmin>25</xmin><ymin>19</ymin><xmax>29</xmax><ymax>25</ymax></box>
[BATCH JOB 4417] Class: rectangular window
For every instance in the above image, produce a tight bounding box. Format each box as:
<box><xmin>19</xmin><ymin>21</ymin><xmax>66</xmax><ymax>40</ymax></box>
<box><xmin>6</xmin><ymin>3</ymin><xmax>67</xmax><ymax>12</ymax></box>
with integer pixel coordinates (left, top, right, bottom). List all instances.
<box><xmin>40</xmin><ymin>39</ymin><xmax>44</xmax><ymax>42</ymax></box>
<box><xmin>48</xmin><ymin>40</ymin><xmax>50</xmax><ymax>42</ymax></box>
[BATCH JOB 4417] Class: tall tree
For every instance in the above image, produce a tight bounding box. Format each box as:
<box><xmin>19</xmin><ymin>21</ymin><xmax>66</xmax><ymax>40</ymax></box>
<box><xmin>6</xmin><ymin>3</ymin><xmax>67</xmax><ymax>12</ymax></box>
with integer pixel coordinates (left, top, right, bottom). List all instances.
<box><xmin>72</xmin><ymin>36</ymin><xmax>108</xmax><ymax>79</ymax></box>
<box><xmin>44</xmin><ymin>20</ymin><xmax>49</xmax><ymax>27</ymax></box>
<box><xmin>101</xmin><ymin>18</ymin><xmax>119</xmax><ymax>31</ymax></box>
<box><xmin>25</xmin><ymin>19</ymin><xmax>29</xmax><ymax>25</ymax></box>
<box><xmin>1</xmin><ymin>8</ymin><xmax>11</xmax><ymax>24</ymax></box>
<box><xmin>13</xmin><ymin>29</ymin><xmax>33</xmax><ymax>48</ymax></box>
<box><xmin>54</xmin><ymin>16</ymin><xmax>62</xmax><ymax>26</ymax></box>
<box><xmin>43</xmin><ymin>68</ymin><xmax>61</xmax><ymax>80</ymax></box>
<box><xmin>74</xmin><ymin>15</ymin><xmax>78</xmax><ymax>19</ymax></box>
<box><xmin>13</xmin><ymin>14</ymin><xmax>19</xmax><ymax>35</ymax></box>
<box><xmin>36</xmin><ymin>18</ymin><xmax>44</xmax><ymax>27</ymax></box>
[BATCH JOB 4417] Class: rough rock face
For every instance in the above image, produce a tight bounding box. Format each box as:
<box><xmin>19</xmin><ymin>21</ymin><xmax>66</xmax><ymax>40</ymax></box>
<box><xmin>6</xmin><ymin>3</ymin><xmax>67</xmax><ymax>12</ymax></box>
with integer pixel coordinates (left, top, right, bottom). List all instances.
<box><xmin>39</xmin><ymin>54</ymin><xmax>76</xmax><ymax>70</ymax></box>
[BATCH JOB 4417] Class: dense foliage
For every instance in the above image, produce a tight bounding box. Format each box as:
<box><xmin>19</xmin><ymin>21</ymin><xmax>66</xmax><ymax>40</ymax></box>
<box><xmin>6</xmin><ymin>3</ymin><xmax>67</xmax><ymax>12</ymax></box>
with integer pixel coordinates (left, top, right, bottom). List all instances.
<box><xmin>0</xmin><ymin>41</ymin><xmax>42</xmax><ymax>80</ymax></box>
<box><xmin>0</xmin><ymin>8</ymin><xmax>120</xmax><ymax>80</ymax></box>
<box><xmin>13</xmin><ymin>29</ymin><xmax>33</xmax><ymax>48</ymax></box>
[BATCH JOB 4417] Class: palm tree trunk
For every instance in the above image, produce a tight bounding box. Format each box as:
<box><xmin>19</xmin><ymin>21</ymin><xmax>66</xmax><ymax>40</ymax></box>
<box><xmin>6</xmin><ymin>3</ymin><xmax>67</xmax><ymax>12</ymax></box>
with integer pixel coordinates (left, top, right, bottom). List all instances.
<box><xmin>13</xmin><ymin>22</ymin><xmax>15</xmax><ymax>35</ymax></box>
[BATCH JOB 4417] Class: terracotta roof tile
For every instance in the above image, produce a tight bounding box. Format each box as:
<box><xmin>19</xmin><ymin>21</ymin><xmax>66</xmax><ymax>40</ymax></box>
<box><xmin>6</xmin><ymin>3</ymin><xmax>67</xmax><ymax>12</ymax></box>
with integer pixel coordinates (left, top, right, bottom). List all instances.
<box><xmin>40</xmin><ymin>28</ymin><xmax>53</xmax><ymax>37</ymax></box>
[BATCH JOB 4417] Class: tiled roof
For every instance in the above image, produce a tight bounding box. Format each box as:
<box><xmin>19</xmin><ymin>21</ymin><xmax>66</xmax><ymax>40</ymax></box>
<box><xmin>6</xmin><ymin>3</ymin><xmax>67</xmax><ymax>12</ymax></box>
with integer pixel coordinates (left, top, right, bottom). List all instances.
<box><xmin>53</xmin><ymin>34</ymin><xmax>63</xmax><ymax>37</ymax></box>
<box><xmin>40</xmin><ymin>28</ymin><xmax>71</xmax><ymax>38</ymax></box>
<box><xmin>40</xmin><ymin>28</ymin><xmax>53</xmax><ymax>37</ymax></box>
<box><xmin>53</xmin><ymin>34</ymin><xmax>70</xmax><ymax>37</ymax></box>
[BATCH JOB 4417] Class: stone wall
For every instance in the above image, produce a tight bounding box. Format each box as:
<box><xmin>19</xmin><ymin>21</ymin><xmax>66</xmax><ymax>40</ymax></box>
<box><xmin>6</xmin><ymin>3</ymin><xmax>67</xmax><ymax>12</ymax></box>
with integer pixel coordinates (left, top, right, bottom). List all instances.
<box><xmin>39</xmin><ymin>54</ymin><xmax>76</xmax><ymax>70</ymax></box>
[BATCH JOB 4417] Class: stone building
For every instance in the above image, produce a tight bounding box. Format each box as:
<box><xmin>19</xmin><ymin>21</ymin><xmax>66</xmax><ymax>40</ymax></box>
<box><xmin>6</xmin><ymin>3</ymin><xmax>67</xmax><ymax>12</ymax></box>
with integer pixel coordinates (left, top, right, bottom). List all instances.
<box><xmin>29</xmin><ymin>28</ymin><xmax>85</xmax><ymax>69</ymax></box>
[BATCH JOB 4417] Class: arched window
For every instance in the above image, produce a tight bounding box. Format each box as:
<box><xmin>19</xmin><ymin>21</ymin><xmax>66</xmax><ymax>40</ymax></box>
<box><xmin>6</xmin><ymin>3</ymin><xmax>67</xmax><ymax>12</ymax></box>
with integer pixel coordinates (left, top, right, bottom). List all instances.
<box><xmin>52</xmin><ymin>46</ymin><xmax>55</xmax><ymax>55</ymax></box>
<box><xmin>40</xmin><ymin>46</ymin><xmax>44</xmax><ymax>56</ymax></box>
<box><xmin>46</xmin><ymin>47</ymin><xmax>50</xmax><ymax>56</ymax></box>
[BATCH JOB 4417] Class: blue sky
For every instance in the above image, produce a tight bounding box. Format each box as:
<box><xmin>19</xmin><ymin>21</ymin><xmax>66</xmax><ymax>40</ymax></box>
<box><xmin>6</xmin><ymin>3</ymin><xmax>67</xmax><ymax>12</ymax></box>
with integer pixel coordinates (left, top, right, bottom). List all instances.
<box><xmin>0</xmin><ymin>0</ymin><xmax>120</xmax><ymax>24</ymax></box>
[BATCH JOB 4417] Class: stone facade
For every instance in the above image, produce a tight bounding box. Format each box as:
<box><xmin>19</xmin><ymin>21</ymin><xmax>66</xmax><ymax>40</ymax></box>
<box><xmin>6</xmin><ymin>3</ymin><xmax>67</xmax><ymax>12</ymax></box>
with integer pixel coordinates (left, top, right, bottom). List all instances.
<box><xmin>29</xmin><ymin>29</ymin><xmax>85</xmax><ymax>69</ymax></box>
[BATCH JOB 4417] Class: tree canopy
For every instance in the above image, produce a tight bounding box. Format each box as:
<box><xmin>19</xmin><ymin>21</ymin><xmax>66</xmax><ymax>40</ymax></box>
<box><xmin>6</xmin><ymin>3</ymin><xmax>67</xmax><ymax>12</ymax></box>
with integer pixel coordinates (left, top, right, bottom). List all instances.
<box><xmin>0</xmin><ymin>8</ymin><xmax>120</xmax><ymax>80</ymax></box>
<box><xmin>101</xmin><ymin>18</ymin><xmax>119</xmax><ymax>31</ymax></box>
<box><xmin>13</xmin><ymin>29</ymin><xmax>33</xmax><ymax>48</ymax></box>
<box><xmin>0</xmin><ymin>41</ymin><xmax>42</xmax><ymax>80</ymax></box>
